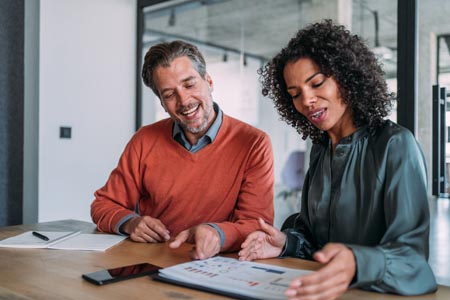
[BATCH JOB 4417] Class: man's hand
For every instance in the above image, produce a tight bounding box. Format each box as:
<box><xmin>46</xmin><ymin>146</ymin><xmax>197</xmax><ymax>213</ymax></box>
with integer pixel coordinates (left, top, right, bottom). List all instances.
<box><xmin>169</xmin><ymin>224</ymin><xmax>221</xmax><ymax>260</ymax></box>
<box><xmin>120</xmin><ymin>216</ymin><xmax>170</xmax><ymax>243</ymax></box>
<box><xmin>284</xmin><ymin>243</ymin><xmax>356</xmax><ymax>300</ymax></box>
<box><xmin>238</xmin><ymin>218</ymin><xmax>286</xmax><ymax>261</ymax></box>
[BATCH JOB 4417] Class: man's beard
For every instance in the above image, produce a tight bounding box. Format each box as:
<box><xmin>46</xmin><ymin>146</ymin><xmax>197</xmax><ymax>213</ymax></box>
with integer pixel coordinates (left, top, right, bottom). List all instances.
<box><xmin>180</xmin><ymin>103</ymin><xmax>213</xmax><ymax>134</ymax></box>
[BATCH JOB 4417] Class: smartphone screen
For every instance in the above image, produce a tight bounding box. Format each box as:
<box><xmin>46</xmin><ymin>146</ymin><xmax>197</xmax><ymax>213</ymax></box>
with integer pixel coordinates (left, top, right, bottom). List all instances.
<box><xmin>82</xmin><ymin>262</ymin><xmax>161</xmax><ymax>285</ymax></box>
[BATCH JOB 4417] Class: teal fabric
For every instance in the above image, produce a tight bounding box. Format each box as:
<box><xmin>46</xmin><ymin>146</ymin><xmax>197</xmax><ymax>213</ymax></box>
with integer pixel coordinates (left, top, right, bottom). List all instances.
<box><xmin>282</xmin><ymin>120</ymin><xmax>437</xmax><ymax>295</ymax></box>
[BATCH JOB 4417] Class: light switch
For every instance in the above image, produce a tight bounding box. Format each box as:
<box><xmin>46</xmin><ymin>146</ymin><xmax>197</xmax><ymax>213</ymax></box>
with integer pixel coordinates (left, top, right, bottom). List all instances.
<box><xmin>60</xmin><ymin>126</ymin><xmax>72</xmax><ymax>139</ymax></box>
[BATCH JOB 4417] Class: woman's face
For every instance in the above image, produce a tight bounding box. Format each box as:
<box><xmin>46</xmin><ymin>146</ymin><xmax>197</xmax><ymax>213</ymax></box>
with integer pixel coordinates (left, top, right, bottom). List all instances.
<box><xmin>283</xmin><ymin>57</ymin><xmax>355</xmax><ymax>142</ymax></box>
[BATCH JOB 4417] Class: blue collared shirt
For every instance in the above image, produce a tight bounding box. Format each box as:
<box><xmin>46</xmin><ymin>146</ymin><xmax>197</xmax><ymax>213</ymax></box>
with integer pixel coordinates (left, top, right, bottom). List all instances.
<box><xmin>172</xmin><ymin>102</ymin><xmax>222</xmax><ymax>153</ymax></box>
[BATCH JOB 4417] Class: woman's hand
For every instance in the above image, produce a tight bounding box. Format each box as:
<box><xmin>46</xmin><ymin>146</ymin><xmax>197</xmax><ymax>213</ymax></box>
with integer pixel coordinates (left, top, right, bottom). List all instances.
<box><xmin>285</xmin><ymin>243</ymin><xmax>356</xmax><ymax>300</ymax></box>
<box><xmin>238</xmin><ymin>218</ymin><xmax>287</xmax><ymax>261</ymax></box>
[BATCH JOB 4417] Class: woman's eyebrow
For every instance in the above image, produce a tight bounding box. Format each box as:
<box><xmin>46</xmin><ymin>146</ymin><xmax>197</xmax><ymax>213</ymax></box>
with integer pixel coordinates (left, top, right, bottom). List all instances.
<box><xmin>286</xmin><ymin>72</ymin><xmax>322</xmax><ymax>90</ymax></box>
<box><xmin>305</xmin><ymin>72</ymin><xmax>322</xmax><ymax>83</ymax></box>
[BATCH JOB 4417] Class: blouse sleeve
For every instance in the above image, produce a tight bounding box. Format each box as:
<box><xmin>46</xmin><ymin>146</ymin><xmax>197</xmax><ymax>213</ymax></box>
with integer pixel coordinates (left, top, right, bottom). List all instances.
<box><xmin>347</xmin><ymin>130</ymin><xmax>437</xmax><ymax>295</ymax></box>
<box><xmin>281</xmin><ymin>171</ymin><xmax>319</xmax><ymax>260</ymax></box>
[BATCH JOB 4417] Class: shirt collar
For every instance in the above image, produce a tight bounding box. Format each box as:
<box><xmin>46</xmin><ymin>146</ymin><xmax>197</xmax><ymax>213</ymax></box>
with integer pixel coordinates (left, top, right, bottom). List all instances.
<box><xmin>172</xmin><ymin>102</ymin><xmax>222</xmax><ymax>144</ymax></box>
<box><xmin>328</xmin><ymin>125</ymin><xmax>369</xmax><ymax>147</ymax></box>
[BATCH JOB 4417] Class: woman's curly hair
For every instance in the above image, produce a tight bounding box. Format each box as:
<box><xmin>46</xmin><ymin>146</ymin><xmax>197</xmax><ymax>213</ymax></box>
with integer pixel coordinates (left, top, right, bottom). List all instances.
<box><xmin>259</xmin><ymin>19</ymin><xmax>393</xmax><ymax>144</ymax></box>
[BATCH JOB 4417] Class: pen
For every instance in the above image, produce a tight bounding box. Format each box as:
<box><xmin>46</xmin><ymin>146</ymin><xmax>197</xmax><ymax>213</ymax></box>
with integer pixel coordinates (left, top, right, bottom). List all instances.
<box><xmin>32</xmin><ymin>231</ymin><xmax>49</xmax><ymax>241</ymax></box>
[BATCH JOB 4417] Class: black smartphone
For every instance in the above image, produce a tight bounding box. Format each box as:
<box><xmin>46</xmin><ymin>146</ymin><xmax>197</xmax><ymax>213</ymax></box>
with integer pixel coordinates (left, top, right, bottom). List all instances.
<box><xmin>82</xmin><ymin>262</ymin><xmax>161</xmax><ymax>285</ymax></box>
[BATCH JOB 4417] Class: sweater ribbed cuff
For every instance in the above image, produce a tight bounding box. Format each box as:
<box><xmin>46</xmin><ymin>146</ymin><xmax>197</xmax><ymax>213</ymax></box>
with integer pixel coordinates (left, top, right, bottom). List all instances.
<box><xmin>206</xmin><ymin>223</ymin><xmax>225</xmax><ymax>248</ymax></box>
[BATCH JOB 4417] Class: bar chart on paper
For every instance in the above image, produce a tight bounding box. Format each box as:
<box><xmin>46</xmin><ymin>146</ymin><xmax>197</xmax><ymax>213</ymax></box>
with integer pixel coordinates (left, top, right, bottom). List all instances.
<box><xmin>156</xmin><ymin>256</ymin><xmax>313</xmax><ymax>300</ymax></box>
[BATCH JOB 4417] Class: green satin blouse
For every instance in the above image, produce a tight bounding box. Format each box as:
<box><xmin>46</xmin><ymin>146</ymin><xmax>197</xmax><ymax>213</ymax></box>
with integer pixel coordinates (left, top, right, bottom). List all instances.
<box><xmin>283</xmin><ymin>120</ymin><xmax>437</xmax><ymax>295</ymax></box>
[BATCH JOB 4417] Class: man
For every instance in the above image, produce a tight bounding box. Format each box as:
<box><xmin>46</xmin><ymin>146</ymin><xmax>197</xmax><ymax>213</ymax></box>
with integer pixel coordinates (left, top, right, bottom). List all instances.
<box><xmin>91</xmin><ymin>40</ymin><xmax>274</xmax><ymax>259</ymax></box>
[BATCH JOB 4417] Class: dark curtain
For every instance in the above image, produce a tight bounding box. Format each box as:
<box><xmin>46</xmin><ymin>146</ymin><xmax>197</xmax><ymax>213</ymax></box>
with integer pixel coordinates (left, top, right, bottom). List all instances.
<box><xmin>0</xmin><ymin>0</ymin><xmax>24</xmax><ymax>226</ymax></box>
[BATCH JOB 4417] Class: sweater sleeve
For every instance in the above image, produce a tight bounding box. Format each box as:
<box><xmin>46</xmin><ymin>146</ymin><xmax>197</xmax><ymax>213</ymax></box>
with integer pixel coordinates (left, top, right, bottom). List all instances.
<box><xmin>347</xmin><ymin>131</ymin><xmax>437</xmax><ymax>295</ymax></box>
<box><xmin>91</xmin><ymin>136</ymin><xmax>143</xmax><ymax>234</ymax></box>
<box><xmin>215</xmin><ymin>133</ymin><xmax>275</xmax><ymax>252</ymax></box>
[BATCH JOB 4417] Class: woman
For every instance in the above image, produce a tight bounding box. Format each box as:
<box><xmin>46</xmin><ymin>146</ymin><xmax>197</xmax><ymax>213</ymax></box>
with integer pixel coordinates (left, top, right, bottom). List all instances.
<box><xmin>238</xmin><ymin>20</ymin><xmax>437</xmax><ymax>299</ymax></box>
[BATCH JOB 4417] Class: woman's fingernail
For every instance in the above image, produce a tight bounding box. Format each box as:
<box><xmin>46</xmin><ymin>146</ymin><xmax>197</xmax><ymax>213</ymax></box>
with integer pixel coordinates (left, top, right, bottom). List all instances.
<box><xmin>285</xmin><ymin>289</ymin><xmax>296</xmax><ymax>296</ymax></box>
<box><xmin>292</xmin><ymin>279</ymin><xmax>302</xmax><ymax>286</ymax></box>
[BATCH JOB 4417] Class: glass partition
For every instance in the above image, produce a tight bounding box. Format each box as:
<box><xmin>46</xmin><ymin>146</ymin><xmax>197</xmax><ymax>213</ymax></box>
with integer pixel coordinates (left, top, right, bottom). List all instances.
<box><xmin>418</xmin><ymin>0</ymin><xmax>450</xmax><ymax>286</ymax></box>
<box><xmin>137</xmin><ymin>0</ymin><xmax>398</xmax><ymax>226</ymax></box>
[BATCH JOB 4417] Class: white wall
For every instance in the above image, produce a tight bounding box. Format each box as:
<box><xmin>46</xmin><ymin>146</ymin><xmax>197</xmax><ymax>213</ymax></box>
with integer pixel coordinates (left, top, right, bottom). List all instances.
<box><xmin>38</xmin><ymin>0</ymin><xmax>136</xmax><ymax>222</ymax></box>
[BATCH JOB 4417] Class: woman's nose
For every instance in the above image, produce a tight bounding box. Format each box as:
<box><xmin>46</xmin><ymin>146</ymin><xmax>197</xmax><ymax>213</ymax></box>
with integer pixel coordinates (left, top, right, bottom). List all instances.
<box><xmin>301</xmin><ymin>89</ymin><xmax>317</xmax><ymax>108</ymax></box>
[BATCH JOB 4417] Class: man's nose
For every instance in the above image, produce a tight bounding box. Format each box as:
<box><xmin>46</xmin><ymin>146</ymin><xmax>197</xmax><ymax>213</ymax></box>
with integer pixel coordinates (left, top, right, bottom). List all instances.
<box><xmin>176</xmin><ymin>89</ymin><xmax>190</xmax><ymax>106</ymax></box>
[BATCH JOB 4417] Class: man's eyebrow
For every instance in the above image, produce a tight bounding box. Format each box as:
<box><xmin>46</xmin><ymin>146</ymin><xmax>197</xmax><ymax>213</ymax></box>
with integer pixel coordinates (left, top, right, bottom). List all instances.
<box><xmin>181</xmin><ymin>75</ymin><xmax>196</xmax><ymax>83</ymax></box>
<box><xmin>160</xmin><ymin>76</ymin><xmax>197</xmax><ymax>94</ymax></box>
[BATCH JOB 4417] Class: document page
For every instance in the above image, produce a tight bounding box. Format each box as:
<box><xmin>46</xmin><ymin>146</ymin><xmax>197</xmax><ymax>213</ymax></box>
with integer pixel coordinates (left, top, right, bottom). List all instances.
<box><xmin>0</xmin><ymin>231</ymin><xmax>79</xmax><ymax>248</ymax></box>
<box><xmin>50</xmin><ymin>233</ymin><xmax>126</xmax><ymax>251</ymax></box>
<box><xmin>158</xmin><ymin>256</ymin><xmax>313</xmax><ymax>300</ymax></box>
<box><xmin>0</xmin><ymin>231</ymin><xmax>126</xmax><ymax>251</ymax></box>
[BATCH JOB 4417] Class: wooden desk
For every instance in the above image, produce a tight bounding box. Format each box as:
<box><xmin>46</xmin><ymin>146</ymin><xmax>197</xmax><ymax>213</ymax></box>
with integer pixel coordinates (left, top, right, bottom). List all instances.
<box><xmin>0</xmin><ymin>220</ymin><xmax>448</xmax><ymax>300</ymax></box>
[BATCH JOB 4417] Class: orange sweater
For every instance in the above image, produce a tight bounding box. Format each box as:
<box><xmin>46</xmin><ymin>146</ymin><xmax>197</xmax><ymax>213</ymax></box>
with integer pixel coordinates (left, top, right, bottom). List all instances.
<box><xmin>91</xmin><ymin>114</ymin><xmax>274</xmax><ymax>251</ymax></box>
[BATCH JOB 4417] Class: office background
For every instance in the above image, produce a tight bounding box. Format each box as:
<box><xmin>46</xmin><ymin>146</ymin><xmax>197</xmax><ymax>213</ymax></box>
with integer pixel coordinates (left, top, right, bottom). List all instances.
<box><xmin>1</xmin><ymin>0</ymin><xmax>137</xmax><ymax>225</ymax></box>
<box><xmin>1</xmin><ymin>1</ymin><xmax>25</xmax><ymax>226</ymax></box>
<box><xmin>0</xmin><ymin>0</ymin><xmax>449</xmax><ymax>236</ymax></box>
<box><xmin>1</xmin><ymin>0</ymin><xmax>450</xmax><ymax>286</ymax></box>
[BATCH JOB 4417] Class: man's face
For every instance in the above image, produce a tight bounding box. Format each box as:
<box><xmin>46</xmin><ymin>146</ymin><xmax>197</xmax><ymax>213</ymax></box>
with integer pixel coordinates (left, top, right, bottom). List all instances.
<box><xmin>153</xmin><ymin>56</ymin><xmax>215</xmax><ymax>139</ymax></box>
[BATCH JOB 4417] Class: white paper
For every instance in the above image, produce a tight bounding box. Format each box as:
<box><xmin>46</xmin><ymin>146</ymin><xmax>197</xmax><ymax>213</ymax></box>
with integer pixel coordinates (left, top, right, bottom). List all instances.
<box><xmin>50</xmin><ymin>233</ymin><xmax>126</xmax><ymax>251</ymax></box>
<box><xmin>0</xmin><ymin>231</ymin><xmax>126</xmax><ymax>251</ymax></box>
<box><xmin>0</xmin><ymin>231</ymin><xmax>79</xmax><ymax>248</ymax></box>
<box><xmin>159</xmin><ymin>256</ymin><xmax>313</xmax><ymax>300</ymax></box>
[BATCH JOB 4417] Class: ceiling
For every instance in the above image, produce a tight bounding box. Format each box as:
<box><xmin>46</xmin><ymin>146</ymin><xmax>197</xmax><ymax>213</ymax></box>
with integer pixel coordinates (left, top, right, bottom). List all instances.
<box><xmin>141</xmin><ymin>0</ymin><xmax>450</xmax><ymax>79</ymax></box>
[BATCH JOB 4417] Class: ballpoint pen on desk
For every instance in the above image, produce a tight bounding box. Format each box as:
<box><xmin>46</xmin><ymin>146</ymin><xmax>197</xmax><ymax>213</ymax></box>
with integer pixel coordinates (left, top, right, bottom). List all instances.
<box><xmin>32</xmin><ymin>231</ymin><xmax>50</xmax><ymax>241</ymax></box>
